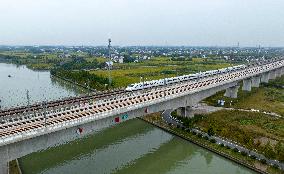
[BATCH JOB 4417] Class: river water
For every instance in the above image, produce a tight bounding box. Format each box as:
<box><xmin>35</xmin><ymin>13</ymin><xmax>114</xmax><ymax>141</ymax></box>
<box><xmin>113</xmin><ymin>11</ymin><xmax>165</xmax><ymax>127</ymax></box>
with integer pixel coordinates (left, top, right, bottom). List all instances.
<box><xmin>0</xmin><ymin>63</ymin><xmax>255</xmax><ymax>174</ymax></box>
<box><xmin>0</xmin><ymin>63</ymin><xmax>87</xmax><ymax>109</ymax></box>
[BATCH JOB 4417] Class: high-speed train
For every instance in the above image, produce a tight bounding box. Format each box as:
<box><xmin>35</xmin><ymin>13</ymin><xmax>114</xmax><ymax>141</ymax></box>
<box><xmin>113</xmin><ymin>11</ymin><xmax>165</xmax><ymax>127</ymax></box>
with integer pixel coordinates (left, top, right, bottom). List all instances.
<box><xmin>125</xmin><ymin>64</ymin><xmax>246</xmax><ymax>91</ymax></box>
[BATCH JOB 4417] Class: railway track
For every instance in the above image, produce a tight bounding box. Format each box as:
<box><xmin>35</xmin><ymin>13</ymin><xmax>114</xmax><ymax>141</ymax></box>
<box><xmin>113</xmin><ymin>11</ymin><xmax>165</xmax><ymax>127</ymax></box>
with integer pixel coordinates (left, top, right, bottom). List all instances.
<box><xmin>0</xmin><ymin>89</ymin><xmax>127</xmax><ymax>117</ymax></box>
<box><xmin>0</xmin><ymin>60</ymin><xmax>283</xmax><ymax>139</ymax></box>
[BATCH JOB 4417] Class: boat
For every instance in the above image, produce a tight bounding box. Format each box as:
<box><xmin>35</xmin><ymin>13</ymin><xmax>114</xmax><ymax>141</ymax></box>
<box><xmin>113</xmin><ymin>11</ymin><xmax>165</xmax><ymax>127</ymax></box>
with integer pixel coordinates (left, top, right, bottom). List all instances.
<box><xmin>8</xmin><ymin>75</ymin><xmax>11</xmax><ymax>78</ymax></box>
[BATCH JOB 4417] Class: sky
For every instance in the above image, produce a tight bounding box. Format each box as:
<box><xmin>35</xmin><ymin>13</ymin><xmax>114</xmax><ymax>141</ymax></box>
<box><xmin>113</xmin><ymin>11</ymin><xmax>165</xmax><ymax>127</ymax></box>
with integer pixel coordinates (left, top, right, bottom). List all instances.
<box><xmin>0</xmin><ymin>0</ymin><xmax>284</xmax><ymax>47</ymax></box>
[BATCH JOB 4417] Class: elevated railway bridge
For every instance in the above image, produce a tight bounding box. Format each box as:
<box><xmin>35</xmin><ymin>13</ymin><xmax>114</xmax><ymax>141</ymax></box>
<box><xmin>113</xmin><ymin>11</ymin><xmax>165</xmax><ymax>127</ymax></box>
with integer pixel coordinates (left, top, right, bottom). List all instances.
<box><xmin>0</xmin><ymin>58</ymin><xmax>284</xmax><ymax>174</ymax></box>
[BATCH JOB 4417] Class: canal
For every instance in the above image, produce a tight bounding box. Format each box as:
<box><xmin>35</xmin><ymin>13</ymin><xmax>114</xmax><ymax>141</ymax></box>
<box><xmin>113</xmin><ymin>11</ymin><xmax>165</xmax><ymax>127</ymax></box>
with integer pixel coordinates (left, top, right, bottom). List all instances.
<box><xmin>0</xmin><ymin>63</ymin><xmax>256</xmax><ymax>174</ymax></box>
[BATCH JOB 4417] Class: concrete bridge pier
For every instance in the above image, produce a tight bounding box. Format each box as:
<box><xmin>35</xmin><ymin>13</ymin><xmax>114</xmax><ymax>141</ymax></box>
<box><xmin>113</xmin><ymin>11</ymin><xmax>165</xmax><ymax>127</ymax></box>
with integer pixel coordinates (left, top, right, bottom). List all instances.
<box><xmin>275</xmin><ymin>68</ymin><xmax>282</xmax><ymax>77</ymax></box>
<box><xmin>251</xmin><ymin>76</ymin><xmax>261</xmax><ymax>87</ymax></box>
<box><xmin>224</xmin><ymin>85</ymin><xmax>239</xmax><ymax>98</ymax></box>
<box><xmin>269</xmin><ymin>70</ymin><xmax>276</xmax><ymax>80</ymax></box>
<box><xmin>0</xmin><ymin>146</ymin><xmax>8</xmax><ymax>174</ymax></box>
<box><xmin>0</xmin><ymin>161</ymin><xmax>8</xmax><ymax>174</ymax></box>
<box><xmin>242</xmin><ymin>79</ymin><xmax>252</xmax><ymax>91</ymax></box>
<box><xmin>177</xmin><ymin>106</ymin><xmax>194</xmax><ymax>118</ymax></box>
<box><xmin>261</xmin><ymin>72</ymin><xmax>269</xmax><ymax>83</ymax></box>
<box><xmin>280</xmin><ymin>67</ymin><xmax>284</xmax><ymax>76</ymax></box>
<box><xmin>281</xmin><ymin>67</ymin><xmax>284</xmax><ymax>76</ymax></box>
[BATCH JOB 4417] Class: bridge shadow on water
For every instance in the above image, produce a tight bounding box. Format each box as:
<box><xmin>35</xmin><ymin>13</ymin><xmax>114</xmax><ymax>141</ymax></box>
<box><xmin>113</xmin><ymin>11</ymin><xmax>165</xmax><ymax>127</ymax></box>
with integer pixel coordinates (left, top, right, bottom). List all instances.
<box><xmin>18</xmin><ymin>119</ymin><xmax>255</xmax><ymax>174</ymax></box>
<box><xmin>19</xmin><ymin>119</ymin><xmax>154</xmax><ymax>174</ymax></box>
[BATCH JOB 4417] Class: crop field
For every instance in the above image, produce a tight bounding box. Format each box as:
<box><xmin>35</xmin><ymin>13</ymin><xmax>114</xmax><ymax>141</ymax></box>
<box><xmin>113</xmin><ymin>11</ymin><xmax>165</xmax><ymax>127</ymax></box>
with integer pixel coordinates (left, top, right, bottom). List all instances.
<box><xmin>90</xmin><ymin>57</ymin><xmax>232</xmax><ymax>87</ymax></box>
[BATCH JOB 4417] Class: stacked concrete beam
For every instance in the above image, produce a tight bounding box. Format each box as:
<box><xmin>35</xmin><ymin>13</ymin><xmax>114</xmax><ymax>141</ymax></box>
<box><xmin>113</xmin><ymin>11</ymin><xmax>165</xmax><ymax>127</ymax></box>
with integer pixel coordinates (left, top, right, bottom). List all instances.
<box><xmin>224</xmin><ymin>85</ymin><xmax>240</xmax><ymax>98</ymax></box>
<box><xmin>242</xmin><ymin>79</ymin><xmax>252</xmax><ymax>91</ymax></box>
<box><xmin>251</xmin><ymin>76</ymin><xmax>261</xmax><ymax>87</ymax></box>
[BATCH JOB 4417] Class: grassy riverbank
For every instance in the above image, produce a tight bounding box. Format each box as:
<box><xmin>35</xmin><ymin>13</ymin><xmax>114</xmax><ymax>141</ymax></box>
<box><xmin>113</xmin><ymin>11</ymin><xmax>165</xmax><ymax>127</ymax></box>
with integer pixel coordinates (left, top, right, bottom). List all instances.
<box><xmin>142</xmin><ymin>113</ymin><xmax>284</xmax><ymax>174</ymax></box>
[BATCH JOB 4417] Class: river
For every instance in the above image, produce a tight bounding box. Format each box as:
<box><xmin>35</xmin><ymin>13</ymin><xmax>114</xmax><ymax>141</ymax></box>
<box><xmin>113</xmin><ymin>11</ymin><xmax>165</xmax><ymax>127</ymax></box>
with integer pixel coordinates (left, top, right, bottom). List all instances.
<box><xmin>0</xmin><ymin>63</ymin><xmax>256</xmax><ymax>174</ymax></box>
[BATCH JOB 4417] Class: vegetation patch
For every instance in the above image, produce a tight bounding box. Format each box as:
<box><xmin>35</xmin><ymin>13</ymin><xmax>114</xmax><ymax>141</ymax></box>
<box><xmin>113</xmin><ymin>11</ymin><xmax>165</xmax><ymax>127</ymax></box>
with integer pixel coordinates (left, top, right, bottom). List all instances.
<box><xmin>186</xmin><ymin>110</ymin><xmax>284</xmax><ymax>162</ymax></box>
<box><xmin>204</xmin><ymin>76</ymin><xmax>284</xmax><ymax>116</ymax></box>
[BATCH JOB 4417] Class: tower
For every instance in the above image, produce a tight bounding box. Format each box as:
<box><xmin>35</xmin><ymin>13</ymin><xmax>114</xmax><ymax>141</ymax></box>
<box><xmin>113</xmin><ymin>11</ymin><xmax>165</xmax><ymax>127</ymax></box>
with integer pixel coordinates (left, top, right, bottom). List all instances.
<box><xmin>107</xmin><ymin>38</ymin><xmax>112</xmax><ymax>88</ymax></box>
<box><xmin>108</xmin><ymin>38</ymin><xmax>111</xmax><ymax>59</ymax></box>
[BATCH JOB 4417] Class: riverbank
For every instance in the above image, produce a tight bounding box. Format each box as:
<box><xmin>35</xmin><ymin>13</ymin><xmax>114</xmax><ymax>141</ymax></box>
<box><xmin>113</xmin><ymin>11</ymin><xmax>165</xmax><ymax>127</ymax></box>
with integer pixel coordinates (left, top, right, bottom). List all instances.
<box><xmin>141</xmin><ymin>113</ymin><xmax>283</xmax><ymax>174</ymax></box>
<box><xmin>51</xmin><ymin>74</ymin><xmax>97</xmax><ymax>92</ymax></box>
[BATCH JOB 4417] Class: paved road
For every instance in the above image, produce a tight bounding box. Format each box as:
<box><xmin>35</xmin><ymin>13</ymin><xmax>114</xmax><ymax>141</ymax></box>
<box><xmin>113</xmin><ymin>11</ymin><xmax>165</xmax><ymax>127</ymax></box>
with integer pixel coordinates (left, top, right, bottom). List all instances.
<box><xmin>161</xmin><ymin>109</ymin><xmax>284</xmax><ymax>170</ymax></box>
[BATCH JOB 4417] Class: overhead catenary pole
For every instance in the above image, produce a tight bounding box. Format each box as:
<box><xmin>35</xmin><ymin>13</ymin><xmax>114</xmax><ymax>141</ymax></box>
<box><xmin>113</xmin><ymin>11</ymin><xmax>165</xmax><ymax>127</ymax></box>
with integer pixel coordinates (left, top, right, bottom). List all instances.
<box><xmin>42</xmin><ymin>101</ymin><xmax>48</xmax><ymax>127</ymax></box>
<box><xmin>26</xmin><ymin>90</ymin><xmax>30</xmax><ymax>106</ymax></box>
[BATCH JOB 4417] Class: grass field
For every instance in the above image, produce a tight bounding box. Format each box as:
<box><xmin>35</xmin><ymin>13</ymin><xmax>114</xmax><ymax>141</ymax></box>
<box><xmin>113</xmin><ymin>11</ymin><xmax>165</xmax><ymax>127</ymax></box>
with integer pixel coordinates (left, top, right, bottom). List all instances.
<box><xmin>90</xmin><ymin>57</ymin><xmax>232</xmax><ymax>88</ymax></box>
<box><xmin>193</xmin><ymin>110</ymin><xmax>284</xmax><ymax>162</ymax></box>
<box><xmin>198</xmin><ymin>76</ymin><xmax>284</xmax><ymax>163</ymax></box>
<box><xmin>196</xmin><ymin>110</ymin><xmax>284</xmax><ymax>143</ymax></box>
<box><xmin>204</xmin><ymin>76</ymin><xmax>284</xmax><ymax>116</ymax></box>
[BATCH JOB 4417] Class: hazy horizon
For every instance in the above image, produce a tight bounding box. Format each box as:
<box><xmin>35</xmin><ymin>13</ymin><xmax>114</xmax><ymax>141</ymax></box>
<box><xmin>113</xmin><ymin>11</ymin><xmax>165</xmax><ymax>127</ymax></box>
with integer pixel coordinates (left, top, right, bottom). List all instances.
<box><xmin>0</xmin><ymin>0</ymin><xmax>284</xmax><ymax>47</ymax></box>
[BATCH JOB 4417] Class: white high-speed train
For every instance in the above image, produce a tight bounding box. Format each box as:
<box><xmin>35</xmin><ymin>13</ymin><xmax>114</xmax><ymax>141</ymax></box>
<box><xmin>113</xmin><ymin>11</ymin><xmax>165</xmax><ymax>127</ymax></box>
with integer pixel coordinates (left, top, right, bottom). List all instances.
<box><xmin>125</xmin><ymin>64</ymin><xmax>246</xmax><ymax>91</ymax></box>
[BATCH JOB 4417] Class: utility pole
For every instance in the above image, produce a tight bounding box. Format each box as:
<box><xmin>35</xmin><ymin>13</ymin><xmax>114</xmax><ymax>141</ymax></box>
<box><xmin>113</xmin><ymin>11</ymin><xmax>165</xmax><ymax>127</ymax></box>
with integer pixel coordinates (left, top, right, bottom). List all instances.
<box><xmin>107</xmin><ymin>39</ymin><xmax>112</xmax><ymax>88</ymax></box>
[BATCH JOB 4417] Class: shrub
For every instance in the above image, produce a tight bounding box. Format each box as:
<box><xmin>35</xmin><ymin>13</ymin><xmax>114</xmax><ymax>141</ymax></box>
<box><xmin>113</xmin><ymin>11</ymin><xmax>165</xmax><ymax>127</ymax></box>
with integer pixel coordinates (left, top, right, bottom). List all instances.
<box><xmin>192</xmin><ymin>131</ymin><xmax>197</xmax><ymax>135</ymax></box>
<box><xmin>177</xmin><ymin>125</ymin><xmax>180</xmax><ymax>129</ymax></box>
<box><xmin>241</xmin><ymin>151</ymin><xmax>247</xmax><ymax>156</ymax></box>
<box><xmin>197</xmin><ymin>133</ymin><xmax>203</xmax><ymax>138</ymax></box>
<box><xmin>186</xmin><ymin>129</ymin><xmax>191</xmax><ymax>133</ymax></box>
<box><xmin>260</xmin><ymin>159</ymin><xmax>267</xmax><ymax>164</ymax></box>
<box><xmin>203</xmin><ymin>136</ymin><xmax>209</xmax><ymax>140</ymax></box>
<box><xmin>207</xmin><ymin>127</ymin><xmax>215</xmax><ymax>136</ymax></box>
<box><xmin>272</xmin><ymin>164</ymin><xmax>279</xmax><ymax>169</ymax></box>
<box><xmin>250</xmin><ymin>155</ymin><xmax>256</xmax><ymax>159</ymax></box>
<box><xmin>233</xmin><ymin>148</ymin><xmax>239</xmax><ymax>152</ymax></box>
<box><xmin>210</xmin><ymin>139</ymin><xmax>217</xmax><ymax>143</ymax></box>
<box><xmin>226</xmin><ymin>145</ymin><xmax>231</xmax><ymax>149</ymax></box>
<box><xmin>220</xmin><ymin>143</ymin><xmax>224</xmax><ymax>147</ymax></box>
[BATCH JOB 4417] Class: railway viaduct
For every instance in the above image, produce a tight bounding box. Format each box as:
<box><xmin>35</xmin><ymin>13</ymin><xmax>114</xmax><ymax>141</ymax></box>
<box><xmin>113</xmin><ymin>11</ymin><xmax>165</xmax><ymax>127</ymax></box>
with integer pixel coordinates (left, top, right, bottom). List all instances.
<box><xmin>0</xmin><ymin>58</ymin><xmax>284</xmax><ymax>174</ymax></box>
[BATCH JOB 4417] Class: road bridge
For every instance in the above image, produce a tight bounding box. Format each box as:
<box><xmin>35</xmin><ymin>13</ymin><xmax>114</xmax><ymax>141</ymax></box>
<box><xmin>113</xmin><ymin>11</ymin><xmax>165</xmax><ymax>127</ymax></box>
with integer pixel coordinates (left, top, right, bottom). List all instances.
<box><xmin>0</xmin><ymin>58</ymin><xmax>284</xmax><ymax>174</ymax></box>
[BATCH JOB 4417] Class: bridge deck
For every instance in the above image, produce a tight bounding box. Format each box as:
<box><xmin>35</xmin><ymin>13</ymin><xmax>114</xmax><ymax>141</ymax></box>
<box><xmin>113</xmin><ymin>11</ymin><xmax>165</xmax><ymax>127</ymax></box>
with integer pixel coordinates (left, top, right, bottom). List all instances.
<box><xmin>0</xmin><ymin>59</ymin><xmax>284</xmax><ymax>146</ymax></box>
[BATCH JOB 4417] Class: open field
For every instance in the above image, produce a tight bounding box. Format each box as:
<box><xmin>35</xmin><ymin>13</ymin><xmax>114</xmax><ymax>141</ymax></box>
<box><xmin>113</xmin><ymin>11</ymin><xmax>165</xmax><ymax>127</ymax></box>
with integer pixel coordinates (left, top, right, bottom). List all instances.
<box><xmin>193</xmin><ymin>76</ymin><xmax>284</xmax><ymax>163</ymax></box>
<box><xmin>192</xmin><ymin>110</ymin><xmax>284</xmax><ymax>162</ymax></box>
<box><xmin>204</xmin><ymin>76</ymin><xmax>284</xmax><ymax>116</ymax></box>
<box><xmin>90</xmin><ymin>57</ymin><xmax>232</xmax><ymax>88</ymax></box>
